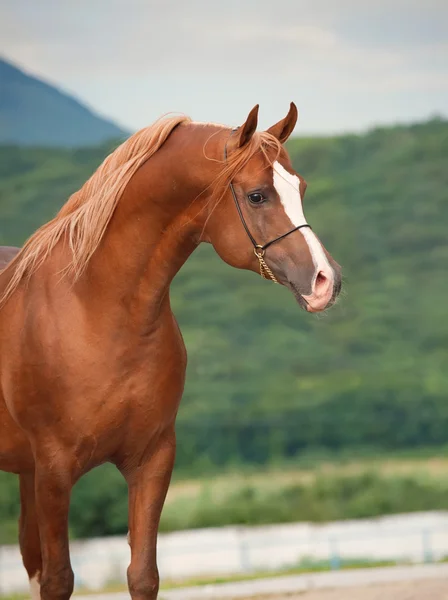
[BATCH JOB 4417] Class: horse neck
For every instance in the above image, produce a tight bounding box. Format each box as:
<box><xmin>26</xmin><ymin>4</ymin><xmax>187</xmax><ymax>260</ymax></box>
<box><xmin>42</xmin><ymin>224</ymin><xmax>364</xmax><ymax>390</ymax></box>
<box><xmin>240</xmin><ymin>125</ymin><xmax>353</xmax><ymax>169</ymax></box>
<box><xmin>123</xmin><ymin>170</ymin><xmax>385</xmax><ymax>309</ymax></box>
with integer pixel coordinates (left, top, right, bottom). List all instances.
<box><xmin>73</xmin><ymin>126</ymin><xmax>220</xmax><ymax>329</ymax></box>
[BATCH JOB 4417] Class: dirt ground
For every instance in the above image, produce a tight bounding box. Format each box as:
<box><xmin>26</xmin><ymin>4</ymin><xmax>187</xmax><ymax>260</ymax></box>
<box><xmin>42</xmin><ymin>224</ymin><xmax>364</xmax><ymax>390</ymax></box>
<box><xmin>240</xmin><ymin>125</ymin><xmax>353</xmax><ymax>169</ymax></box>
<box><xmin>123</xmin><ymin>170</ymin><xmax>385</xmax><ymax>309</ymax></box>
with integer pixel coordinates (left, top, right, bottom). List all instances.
<box><xmin>243</xmin><ymin>578</ymin><xmax>448</xmax><ymax>600</ymax></box>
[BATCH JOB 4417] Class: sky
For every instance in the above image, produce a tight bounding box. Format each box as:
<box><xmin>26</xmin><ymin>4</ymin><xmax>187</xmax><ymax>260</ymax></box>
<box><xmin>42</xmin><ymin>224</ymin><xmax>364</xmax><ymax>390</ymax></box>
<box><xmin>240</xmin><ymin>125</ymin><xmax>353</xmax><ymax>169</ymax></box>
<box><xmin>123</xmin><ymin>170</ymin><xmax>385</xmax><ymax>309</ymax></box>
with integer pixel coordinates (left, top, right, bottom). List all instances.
<box><xmin>1</xmin><ymin>0</ymin><xmax>448</xmax><ymax>135</ymax></box>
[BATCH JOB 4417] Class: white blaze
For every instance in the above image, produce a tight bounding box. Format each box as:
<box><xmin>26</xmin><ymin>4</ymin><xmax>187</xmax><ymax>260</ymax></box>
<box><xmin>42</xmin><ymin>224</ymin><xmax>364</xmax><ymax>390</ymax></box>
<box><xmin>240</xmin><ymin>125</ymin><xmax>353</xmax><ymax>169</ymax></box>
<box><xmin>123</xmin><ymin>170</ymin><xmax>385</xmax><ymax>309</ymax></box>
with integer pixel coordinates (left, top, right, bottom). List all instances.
<box><xmin>272</xmin><ymin>161</ymin><xmax>333</xmax><ymax>282</ymax></box>
<box><xmin>29</xmin><ymin>574</ymin><xmax>41</xmax><ymax>600</ymax></box>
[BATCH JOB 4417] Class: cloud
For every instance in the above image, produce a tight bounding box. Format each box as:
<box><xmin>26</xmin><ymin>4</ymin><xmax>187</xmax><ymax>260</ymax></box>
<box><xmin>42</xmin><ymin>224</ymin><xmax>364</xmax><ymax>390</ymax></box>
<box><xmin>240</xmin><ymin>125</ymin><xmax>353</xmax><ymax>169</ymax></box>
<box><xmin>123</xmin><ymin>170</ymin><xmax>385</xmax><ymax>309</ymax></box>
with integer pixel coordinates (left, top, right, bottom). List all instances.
<box><xmin>1</xmin><ymin>0</ymin><xmax>447</xmax><ymax>132</ymax></box>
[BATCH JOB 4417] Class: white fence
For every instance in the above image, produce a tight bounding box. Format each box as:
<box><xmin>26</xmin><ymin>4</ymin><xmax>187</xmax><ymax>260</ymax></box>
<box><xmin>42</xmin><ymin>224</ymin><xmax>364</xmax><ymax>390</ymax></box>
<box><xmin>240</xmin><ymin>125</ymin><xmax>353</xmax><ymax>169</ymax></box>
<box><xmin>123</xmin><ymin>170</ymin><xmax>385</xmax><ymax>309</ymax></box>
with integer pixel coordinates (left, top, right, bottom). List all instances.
<box><xmin>2</xmin><ymin>511</ymin><xmax>448</xmax><ymax>593</ymax></box>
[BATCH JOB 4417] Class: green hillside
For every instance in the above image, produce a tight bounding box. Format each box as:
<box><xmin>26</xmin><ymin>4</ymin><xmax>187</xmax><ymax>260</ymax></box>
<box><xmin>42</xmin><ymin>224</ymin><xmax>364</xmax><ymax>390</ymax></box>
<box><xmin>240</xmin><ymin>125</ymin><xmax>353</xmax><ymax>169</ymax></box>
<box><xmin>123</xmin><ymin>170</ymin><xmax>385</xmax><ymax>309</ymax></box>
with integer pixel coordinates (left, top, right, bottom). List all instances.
<box><xmin>0</xmin><ymin>118</ymin><xmax>447</xmax><ymax>468</ymax></box>
<box><xmin>0</xmin><ymin>58</ymin><xmax>127</xmax><ymax>147</ymax></box>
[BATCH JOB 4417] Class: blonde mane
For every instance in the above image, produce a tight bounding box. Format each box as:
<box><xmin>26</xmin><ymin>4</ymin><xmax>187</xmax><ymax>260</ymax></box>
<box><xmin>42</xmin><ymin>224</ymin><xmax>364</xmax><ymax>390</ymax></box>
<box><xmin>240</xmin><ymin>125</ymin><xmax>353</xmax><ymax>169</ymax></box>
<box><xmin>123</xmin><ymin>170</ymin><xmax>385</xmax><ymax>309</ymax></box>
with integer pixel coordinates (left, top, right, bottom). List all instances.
<box><xmin>0</xmin><ymin>116</ymin><xmax>282</xmax><ymax>306</ymax></box>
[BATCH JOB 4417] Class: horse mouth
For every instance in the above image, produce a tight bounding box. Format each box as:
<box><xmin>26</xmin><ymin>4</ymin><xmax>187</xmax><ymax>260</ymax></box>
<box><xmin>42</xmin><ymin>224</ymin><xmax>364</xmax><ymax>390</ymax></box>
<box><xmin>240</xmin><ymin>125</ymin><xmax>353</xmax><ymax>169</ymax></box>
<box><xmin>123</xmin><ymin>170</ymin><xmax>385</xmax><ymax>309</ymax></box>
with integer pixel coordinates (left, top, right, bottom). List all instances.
<box><xmin>288</xmin><ymin>281</ymin><xmax>338</xmax><ymax>313</ymax></box>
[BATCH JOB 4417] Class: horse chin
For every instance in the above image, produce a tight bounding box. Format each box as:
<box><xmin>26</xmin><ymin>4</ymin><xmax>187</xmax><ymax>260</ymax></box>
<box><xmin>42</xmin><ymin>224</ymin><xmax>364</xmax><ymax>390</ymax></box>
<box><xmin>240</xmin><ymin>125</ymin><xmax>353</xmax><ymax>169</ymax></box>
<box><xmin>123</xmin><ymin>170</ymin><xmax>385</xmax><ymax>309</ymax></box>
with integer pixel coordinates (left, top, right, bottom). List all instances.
<box><xmin>286</xmin><ymin>282</ymin><xmax>310</xmax><ymax>311</ymax></box>
<box><xmin>294</xmin><ymin>292</ymin><xmax>310</xmax><ymax>311</ymax></box>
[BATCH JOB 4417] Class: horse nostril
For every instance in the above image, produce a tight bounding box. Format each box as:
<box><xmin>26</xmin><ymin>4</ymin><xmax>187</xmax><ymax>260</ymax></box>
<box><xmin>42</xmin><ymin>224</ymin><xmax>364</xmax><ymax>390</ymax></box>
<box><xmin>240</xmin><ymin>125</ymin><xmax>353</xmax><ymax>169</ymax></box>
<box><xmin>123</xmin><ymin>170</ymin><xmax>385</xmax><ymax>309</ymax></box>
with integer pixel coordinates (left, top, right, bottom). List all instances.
<box><xmin>314</xmin><ymin>271</ymin><xmax>328</xmax><ymax>294</ymax></box>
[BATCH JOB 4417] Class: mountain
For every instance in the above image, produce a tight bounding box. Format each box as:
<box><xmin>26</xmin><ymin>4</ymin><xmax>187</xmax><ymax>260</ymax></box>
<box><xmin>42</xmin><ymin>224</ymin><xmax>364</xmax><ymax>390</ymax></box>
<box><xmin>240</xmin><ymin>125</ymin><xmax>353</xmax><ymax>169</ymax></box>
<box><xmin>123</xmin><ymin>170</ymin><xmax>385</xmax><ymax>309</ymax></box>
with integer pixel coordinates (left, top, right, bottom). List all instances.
<box><xmin>0</xmin><ymin>58</ymin><xmax>128</xmax><ymax>147</ymax></box>
<box><xmin>0</xmin><ymin>118</ymin><xmax>447</xmax><ymax>467</ymax></box>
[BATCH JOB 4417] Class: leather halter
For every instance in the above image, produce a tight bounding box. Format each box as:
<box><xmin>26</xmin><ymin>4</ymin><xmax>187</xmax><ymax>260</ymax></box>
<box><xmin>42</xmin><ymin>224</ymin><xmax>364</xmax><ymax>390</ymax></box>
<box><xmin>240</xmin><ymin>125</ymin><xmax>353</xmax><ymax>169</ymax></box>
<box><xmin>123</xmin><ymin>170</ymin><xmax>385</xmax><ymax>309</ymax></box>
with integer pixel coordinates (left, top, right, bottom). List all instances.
<box><xmin>224</xmin><ymin>128</ymin><xmax>311</xmax><ymax>283</ymax></box>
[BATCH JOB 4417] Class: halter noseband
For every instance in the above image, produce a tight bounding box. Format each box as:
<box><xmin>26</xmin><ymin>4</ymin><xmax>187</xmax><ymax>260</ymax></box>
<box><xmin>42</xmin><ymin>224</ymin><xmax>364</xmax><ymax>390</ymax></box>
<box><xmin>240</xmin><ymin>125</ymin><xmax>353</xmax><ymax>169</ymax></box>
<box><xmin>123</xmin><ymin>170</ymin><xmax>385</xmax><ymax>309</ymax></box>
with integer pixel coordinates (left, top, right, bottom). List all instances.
<box><xmin>224</xmin><ymin>128</ymin><xmax>311</xmax><ymax>283</ymax></box>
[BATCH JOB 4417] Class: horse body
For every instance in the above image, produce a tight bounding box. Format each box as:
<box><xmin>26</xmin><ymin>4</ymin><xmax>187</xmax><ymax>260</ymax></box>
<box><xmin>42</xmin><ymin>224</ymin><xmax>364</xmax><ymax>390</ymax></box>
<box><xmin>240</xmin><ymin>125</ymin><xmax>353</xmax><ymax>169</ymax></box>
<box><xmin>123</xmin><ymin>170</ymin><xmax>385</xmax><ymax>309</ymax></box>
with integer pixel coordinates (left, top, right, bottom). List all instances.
<box><xmin>0</xmin><ymin>106</ymin><xmax>341</xmax><ymax>600</ymax></box>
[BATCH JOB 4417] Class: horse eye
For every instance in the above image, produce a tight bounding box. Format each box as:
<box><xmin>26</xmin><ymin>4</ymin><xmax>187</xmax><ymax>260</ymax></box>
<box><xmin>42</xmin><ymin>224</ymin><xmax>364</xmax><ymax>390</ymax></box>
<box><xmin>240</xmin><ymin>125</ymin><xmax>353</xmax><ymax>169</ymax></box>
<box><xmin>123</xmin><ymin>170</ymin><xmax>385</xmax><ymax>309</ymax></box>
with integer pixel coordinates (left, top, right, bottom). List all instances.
<box><xmin>248</xmin><ymin>192</ymin><xmax>265</xmax><ymax>205</ymax></box>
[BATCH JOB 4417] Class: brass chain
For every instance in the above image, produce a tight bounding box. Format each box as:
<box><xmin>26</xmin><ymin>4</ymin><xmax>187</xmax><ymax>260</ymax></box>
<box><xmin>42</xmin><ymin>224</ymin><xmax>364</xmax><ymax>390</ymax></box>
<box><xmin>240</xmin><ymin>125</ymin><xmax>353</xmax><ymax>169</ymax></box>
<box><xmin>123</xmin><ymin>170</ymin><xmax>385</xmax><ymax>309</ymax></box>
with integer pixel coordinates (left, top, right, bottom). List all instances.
<box><xmin>254</xmin><ymin>247</ymin><xmax>278</xmax><ymax>284</ymax></box>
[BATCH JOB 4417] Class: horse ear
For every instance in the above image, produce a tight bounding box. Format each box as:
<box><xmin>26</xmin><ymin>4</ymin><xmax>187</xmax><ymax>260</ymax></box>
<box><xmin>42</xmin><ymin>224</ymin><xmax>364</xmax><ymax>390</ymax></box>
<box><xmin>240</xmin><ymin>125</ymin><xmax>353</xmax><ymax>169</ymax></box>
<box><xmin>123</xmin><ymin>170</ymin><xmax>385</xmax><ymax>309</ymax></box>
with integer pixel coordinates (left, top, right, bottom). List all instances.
<box><xmin>236</xmin><ymin>104</ymin><xmax>259</xmax><ymax>148</ymax></box>
<box><xmin>266</xmin><ymin>102</ymin><xmax>298</xmax><ymax>144</ymax></box>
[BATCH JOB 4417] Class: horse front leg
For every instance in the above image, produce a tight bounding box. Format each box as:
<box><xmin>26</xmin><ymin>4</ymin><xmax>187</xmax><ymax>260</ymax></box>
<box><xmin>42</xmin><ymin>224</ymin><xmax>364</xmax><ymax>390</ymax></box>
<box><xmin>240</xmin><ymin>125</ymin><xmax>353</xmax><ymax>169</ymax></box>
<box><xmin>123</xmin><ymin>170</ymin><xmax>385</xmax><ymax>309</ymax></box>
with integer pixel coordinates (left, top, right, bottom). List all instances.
<box><xmin>122</xmin><ymin>429</ymin><xmax>176</xmax><ymax>600</ymax></box>
<box><xmin>19</xmin><ymin>471</ymin><xmax>42</xmax><ymax>599</ymax></box>
<box><xmin>33</xmin><ymin>448</ymin><xmax>77</xmax><ymax>600</ymax></box>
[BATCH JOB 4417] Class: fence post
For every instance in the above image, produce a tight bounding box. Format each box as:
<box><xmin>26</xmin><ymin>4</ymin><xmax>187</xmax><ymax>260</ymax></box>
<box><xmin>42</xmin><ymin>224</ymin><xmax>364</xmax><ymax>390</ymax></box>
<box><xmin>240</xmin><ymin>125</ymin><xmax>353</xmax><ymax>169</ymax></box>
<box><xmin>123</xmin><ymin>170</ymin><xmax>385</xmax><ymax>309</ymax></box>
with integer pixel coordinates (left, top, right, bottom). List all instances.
<box><xmin>329</xmin><ymin>537</ymin><xmax>340</xmax><ymax>570</ymax></box>
<box><xmin>238</xmin><ymin>532</ymin><xmax>252</xmax><ymax>573</ymax></box>
<box><xmin>71</xmin><ymin>555</ymin><xmax>86</xmax><ymax>591</ymax></box>
<box><xmin>422</xmin><ymin>529</ymin><xmax>433</xmax><ymax>564</ymax></box>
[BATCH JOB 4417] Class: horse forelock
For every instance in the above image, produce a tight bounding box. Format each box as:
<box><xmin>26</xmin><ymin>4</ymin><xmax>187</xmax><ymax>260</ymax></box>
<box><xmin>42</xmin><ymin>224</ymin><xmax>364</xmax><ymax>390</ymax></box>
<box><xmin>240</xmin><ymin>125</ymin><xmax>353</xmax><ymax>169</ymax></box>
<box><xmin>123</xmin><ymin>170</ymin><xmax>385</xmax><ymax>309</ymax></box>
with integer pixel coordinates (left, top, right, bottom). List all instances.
<box><xmin>206</xmin><ymin>129</ymin><xmax>284</xmax><ymax>211</ymax></box>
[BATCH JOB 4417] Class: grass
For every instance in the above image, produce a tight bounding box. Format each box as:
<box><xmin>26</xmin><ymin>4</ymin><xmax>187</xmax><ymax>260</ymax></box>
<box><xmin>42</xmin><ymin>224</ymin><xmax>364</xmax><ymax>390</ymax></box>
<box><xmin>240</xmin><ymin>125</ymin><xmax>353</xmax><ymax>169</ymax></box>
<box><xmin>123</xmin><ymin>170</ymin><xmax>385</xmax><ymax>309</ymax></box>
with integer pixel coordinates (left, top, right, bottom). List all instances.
<box><xmin>156</xmin><ymin>450</ymin><xmax>448</xmax><ymax>532</ymax></box>
<box><xmin>167</xmin><ymin>447</ymin><xmax>448</xmax><ymax>502</ymax></box>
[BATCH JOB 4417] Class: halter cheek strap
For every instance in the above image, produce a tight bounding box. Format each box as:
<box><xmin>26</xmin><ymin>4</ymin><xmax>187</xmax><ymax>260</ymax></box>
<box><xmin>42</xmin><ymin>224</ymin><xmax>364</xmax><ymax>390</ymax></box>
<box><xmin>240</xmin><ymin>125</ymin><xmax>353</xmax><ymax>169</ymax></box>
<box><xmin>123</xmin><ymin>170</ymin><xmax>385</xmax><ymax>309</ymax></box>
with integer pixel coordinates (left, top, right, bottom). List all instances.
<box><xmin>224</xmin><ymin>129</ymin><xmax>311</xmax><ymax>283</ymax></box>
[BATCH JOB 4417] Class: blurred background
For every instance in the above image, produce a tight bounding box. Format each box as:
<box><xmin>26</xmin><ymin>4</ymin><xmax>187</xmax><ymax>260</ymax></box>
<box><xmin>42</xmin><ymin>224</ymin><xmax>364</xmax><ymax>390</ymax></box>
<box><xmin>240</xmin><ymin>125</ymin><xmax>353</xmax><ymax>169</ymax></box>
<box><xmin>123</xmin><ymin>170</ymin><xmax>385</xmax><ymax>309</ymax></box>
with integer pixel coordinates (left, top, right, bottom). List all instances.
<box><xmin>1</xmin><ymin>0</ymin><xmax>448</xmax><ymax>596</ymax></box>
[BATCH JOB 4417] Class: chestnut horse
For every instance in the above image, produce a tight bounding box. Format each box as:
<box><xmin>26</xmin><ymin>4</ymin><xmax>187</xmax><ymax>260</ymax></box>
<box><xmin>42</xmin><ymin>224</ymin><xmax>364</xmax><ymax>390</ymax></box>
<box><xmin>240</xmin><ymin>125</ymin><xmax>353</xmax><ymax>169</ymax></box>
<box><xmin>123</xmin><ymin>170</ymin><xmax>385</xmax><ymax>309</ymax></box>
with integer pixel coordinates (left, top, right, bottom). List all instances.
<box><xmin>0</xmin><ymin>104</ymin><xmax>341</xmax><ymax>600</ymax></box>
